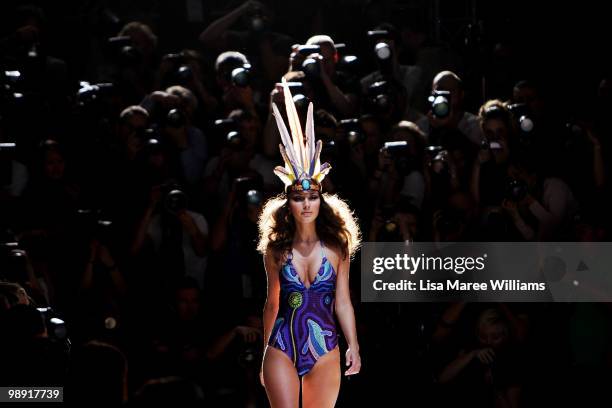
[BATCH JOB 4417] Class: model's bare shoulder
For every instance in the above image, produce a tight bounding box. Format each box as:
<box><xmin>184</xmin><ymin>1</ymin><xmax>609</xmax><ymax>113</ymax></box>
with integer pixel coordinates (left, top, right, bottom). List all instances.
<box><xmin>323</xmin><ymin>242</ymin><xmax>346</xmax><ymax>272</ymax></box>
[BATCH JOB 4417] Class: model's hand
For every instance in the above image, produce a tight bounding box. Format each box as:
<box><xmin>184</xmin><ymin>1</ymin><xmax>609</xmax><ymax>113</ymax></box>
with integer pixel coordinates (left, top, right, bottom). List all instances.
<box><xmin>345</xmin><ymin>347</ymin><xmax>361</xmax><ymax>375</ymax></box>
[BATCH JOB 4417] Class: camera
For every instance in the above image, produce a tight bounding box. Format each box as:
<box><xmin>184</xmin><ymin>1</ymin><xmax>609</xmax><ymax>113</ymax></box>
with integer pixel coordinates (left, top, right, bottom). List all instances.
<box><xmin>425</xmin><ymin>145</ymin><xmax>444</xmax><ymax>156</ymax></box>
<box><xmin>367</xmin><ymin>81</ymin><xmax>393</xmax><ymax>113</ymax></box>
<box><xmin>383</xmin><ymin>141</ymin><xmax>413</xmax><ymax>175</ymax></box>
<box><xmin>226</xmin><ymin>130</ymin><xmax>243</xmax><ymax>150</ymax></box>
<box><xmin>107</xmin><ymin>36</ymin><xmax>141</xmax><ymax>64</ymax></box>
<box><xmin>339</xmin><ymin>118</ymin><xmax>365</xmax><ymax>146</ymax></box>
<box><xmin>214</xmin><ymin>118</ymin><xmax>244</xmax><ymax>150</ymax></box>
<box><xmin>507</xmin><ymin>103</ymin><xmax>534</xmax><ymax>133</ymax></box>
<box><xmin>429</xmin><ymin>149</ymin><xmax>449</xmax><ymax>175</ymax></box>
<box><xmin>297</xmin><ymin>44</ymin><xmax>321</xmax><ymax>56</ymax></box>
<box><xmin>246</xmin><ymin>190</ymin><xmax>263</xmax><ymax>206</ymax></box>
<box><xmin>164</xmin><ymin>188</ymin><xmax>188</xmax><ymax>215</ymax></box>
<box><xmin>235</xmin><ymin>177</ymin><xmax>264</xmax><ymax>206</ymax></box>
<box><xmin>506</xmin><ymin>178</ymin><xmax>528</xmax><ymax>202</ymax></box>
<box><xmin>162</xmin><ymin>52</ymin><xmax>194</xmax><ymax>85</ymax></box>
<box><xmin>367</xmin><ymin>30</ymin><xmax>393</xmax><ymax>61</ymax></box>
<box><xmin>165</xmin><ymin>108</ymin><xmax>186</xmax><ymax>128</ymax></box>
<box><xmin>230</xmin><ymin>64</ymin><xmax>251</xmax><ymax>87</ymax></box>
<box><xmin>302</xmin><ymin>56</ymin><xmax>321</xmax><ymax>78</ymax></box>
<box><xmin>76</xmin><ymin>208</ymin><xmax>113</xmax><ymax>243</ymax></box>
<box><xmin>247</xmin><ymin>4</ymin><xmax>267</xmax><ymax>33</ymax></box>
<box><xmin>77</xmin><ymin>81</ymin><xmax>114</xmax><ymax>106</ymax></box>
<box><xmin>37</xmin><ymin>307</ymin><xmax>68</xmax><ymax>341</ymax></box>
<box><xmin>0</xmin><ymin>243</ymin><xmax>28</xmax><ymax>284</ymax></box>
<box><xmin>428</xmin><ymin>90</ymin><xmax>451</xmax><ymax>119</ymax></box>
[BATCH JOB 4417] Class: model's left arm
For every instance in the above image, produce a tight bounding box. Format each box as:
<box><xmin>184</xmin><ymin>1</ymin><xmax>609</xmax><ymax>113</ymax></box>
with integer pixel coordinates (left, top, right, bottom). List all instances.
<box><xmin>335</xmin><ymin>251</ymin><xmax>361</xmax><ymax>376</ymax></box>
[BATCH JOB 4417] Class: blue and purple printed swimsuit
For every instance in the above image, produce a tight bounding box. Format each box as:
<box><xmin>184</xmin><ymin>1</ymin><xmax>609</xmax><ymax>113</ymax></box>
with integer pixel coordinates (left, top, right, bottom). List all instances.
<box><xmin>268</xmin><ymin>241</ymin><xmax>338</xmax><ymax>376</ymax></box>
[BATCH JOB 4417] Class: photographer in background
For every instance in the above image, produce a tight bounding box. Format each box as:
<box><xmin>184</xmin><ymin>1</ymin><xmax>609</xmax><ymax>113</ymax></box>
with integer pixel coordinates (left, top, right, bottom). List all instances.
<box><xmin>436</xmin><ymin>308</ymin><xmax>524</xmax><ymax>408</ymax></box>
<box><xmin>156</xmin><ymin>49</ymin><xmax>219</xmax><ymax>121</ymax></box>
<box><xmin>295</xmin><ymin>35</ymin><xmax>359</xmax><ymax>117</ymax></box>
<box><xmin>417</xmin><ymin>71</ymin><xmax>483</xmax><ymax>148</ymax></box>
<box><xmin>202</xmin><ymin>108</ymin><xmax>277</xmax><ymax>218</ymax></box>
<box><xmin>361</xmin><ymin>24</ymin><xmax>427</xmax><ymax>119</ymax></box>
<box><xmin>369</xmin><ymin>199</ymin><xmax>422</xmax><ymax>243</ymax></box>
<box><xmin>501</xmin><ymin>155</ymin><xmax>578</xmax><ymax>241</ymax></box>
<box><xmin>130</xmin><ymin>185</ymin><xmax>209</xmax><ymax>290</ymax></box>
<box><xmin>369</xmin><ymin>121</ymin><xmax>426</xmax><ymax>213</ymax></box>
<box><xmin>0</xmin><ymin>303</ymin><xmax>69</xmax><ymax>386</ymax></box>
<box><xmin>210</xmin><ymin>178</ymin><xmax>266</xmax><ymax>310</ymax></box>
<box><xmin>214</xmin><ymin>51</ymin><xmax>260</xmax><ymax>116</ymax></box>
<box><xmin>470</xmin><ymin>100</ymin><xmax>513</xmax><ymax>207</ymax></box>
<box><xmin>141</xmin><ymin>86</ymin><xmax>209</xmax><ymax>187</ymax></box>
<box><xmin>198</xmin><ymin>1</ymin><xmax>291</xmax><ymax>91</ymax></box>
<box><xmin>107</xmin><ymin>22</ymin><xmax>159</xmax><ymax>104</ymax></box>
<box><xmin>19</xmin><ymin>140</ymin><xmax>80</xmax><ymax>310</ymax></box>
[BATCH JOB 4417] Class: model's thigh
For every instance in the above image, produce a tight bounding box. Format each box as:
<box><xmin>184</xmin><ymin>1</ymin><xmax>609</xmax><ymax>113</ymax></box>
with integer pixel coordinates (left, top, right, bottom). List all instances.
<box><xmin>262</xmin><ymin>346</ymin><xmax>300</xmax><ymax>408</ymax></box>
<box><xmin>301</xmin><ymin>346</ymin><xmax>341</xmax><ymax>408</ymax></box>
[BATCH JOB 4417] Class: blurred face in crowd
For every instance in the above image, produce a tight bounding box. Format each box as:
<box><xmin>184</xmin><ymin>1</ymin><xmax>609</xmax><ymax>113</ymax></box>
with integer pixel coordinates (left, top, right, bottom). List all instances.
<box><xmin>175</xmin><ymin>287</ymin><xmax>200</xmax><ymax>321</ymax></box>
<box><xmin>513</xmin><ymin>85</ymin><xmax>544</xmax><ymax>118</ymax></box>
<box><xmin>483</xmin><ymin>118</ymin><xmax>510</xmax><ymax>163</ymax></box>
<box><xmin>44</xmin><ymin>150</ymin><xmax>65</xmax><ymax>181</ymax></box>
<box><xmin>288</xmin><ymin>190</ymin><xmax>321</xmax><ymax>224</ymax></box>
<box><xmin>507</xmin><ymin>164</ymin><xmax>536</xmax><ymax>188</ymax></box>
<box><xmin>433</xmin><ymin>76</ymin><xmax>463</xmax><ymax>113</ymax></box>
<box><xmin>238</xmin><ymin>117</ymin><xmax>260</xmax><ymax>149</ymax></box>
<box><xmin>124</xmin><ymin>28</ymin><xmax>156</xmax><ymax>59</ymax></box>
<box><xmin>390</xmin><ymin>129</ymin><xmax>420</xmax><ymax>157</ymax></box>
<box><xmin>478</xmin><ymin>321</ymin><xmax>508</xmax><ymax>350</ymax></box>
<box><xmin>120</xmin><ymin>112</ymin><xmax>148</xmax><ymax>141</ymax></box>
<box><xmin>361</xmin><ymin>118</ymin><xmax>382</xmax><ymax>155</ymax></box>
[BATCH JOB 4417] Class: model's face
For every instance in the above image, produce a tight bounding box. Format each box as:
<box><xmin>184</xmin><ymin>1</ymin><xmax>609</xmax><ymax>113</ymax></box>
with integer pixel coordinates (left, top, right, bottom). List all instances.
<box><xmin>288</xmin><ymin>190</ymin><xmax>320</xmax><ymax>224</ymax></box>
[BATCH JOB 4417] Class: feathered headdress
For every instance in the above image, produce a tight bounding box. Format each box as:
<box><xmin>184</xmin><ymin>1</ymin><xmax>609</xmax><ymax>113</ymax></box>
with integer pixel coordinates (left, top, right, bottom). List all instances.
<box><xmin>272</xmin><ymin>79</ymin><xmax>331</xmax><ymax>192</ymax></box>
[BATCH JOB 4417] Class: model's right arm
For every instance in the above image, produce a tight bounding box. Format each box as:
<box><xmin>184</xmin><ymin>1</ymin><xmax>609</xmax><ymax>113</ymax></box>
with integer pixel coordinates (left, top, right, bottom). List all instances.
<box><xmin>262</xmin><ymin>250</ymin><xmax>281</xmax><ymax>348</ymax></box>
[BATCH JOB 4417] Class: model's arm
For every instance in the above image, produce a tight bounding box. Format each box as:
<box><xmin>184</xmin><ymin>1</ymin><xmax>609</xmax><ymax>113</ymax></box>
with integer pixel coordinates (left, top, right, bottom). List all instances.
<box><xmin>261</xmin><ymin>250</ymin><xmax>280</xmax><ymax>385</ymax></box>
<box><xmin>262</xmin><ymin>250</ymin><xmax>280</xmax><ymax>347</ymax></box>
<box><xmin>334</xmin><ymin>251</ymin><xmax>361</xmax><ymax>375</ymax></box>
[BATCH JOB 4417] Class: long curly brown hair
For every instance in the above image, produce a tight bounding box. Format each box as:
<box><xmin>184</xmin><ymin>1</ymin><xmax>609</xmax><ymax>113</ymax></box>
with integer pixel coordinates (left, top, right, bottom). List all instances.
<box><xmin>257</xmin><ymin>192</ymin><xmax>361</xmax><ymax>263</ymax></box>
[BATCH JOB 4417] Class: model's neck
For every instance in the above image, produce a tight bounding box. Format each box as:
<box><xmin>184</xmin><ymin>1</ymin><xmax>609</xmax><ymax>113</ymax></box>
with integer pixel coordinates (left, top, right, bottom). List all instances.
<box><xmin>294</xmin><ymin>223</ymin><xmax>318</xmax><ymax>244</ymax></box>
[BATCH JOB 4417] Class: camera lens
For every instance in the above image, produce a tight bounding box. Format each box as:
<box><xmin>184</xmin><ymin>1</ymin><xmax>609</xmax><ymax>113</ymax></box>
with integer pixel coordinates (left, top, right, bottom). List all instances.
<box><xmin>519</xmin><ymin>116</ymin><xmax>534</xmax><ymax>132</ymax></box>
<box><xmin>431</xmin><ymin>95</ymin><xmax>450</xmax><ymax>118</ymax></box>
<box><xmin>302</xmin><ymin>58</ymin><xmax>320</xmax><ymax>77</ymax></box>
<box><xmin>166</xmin><ymin>108</ymin><xmax>185</xmax><ymax>128</ymax></box>
<box><xmin>246</xmin><ymin>190</ymin><xmax>263</xmax><ymax>206</ymax></box>
<box><xmin>374</xmin><ymin>42</ymin><xmax>392</xmax><ymax>60</ymax></box>
<box><xmin>231</xmin><ymin>67</ymin><xmax>250</xmax><ymax>87</ymax></box>
<box><xmin>165</xmin><ymin>189</ymin><xmax>187</xmax><ymax>213</ymax></box>
<box><xmin>293</xmin><ymin>94</ymin><xmax>309</xmax><ymax>111</ymax></box>
<box><xmin>177</xmin><ymin>65</ymin><xmax>192</xmax><ymax>80</ymax></box>
<box><xmin>226</xmin><ymin>131</ymin><xmax>242</xmax><ymax>149</ymax></box>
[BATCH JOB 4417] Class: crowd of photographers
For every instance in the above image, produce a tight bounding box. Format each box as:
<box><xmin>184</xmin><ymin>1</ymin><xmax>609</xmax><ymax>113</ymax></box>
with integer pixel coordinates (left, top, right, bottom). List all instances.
<box><xmin>1</xmin><ymin>2</ymin><xmax>611</xmax><ymax>407</ymax></box>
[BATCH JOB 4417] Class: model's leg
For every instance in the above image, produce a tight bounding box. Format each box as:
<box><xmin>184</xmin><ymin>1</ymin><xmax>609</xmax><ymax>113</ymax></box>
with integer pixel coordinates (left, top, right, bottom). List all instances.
<box><xmin>301</xmin><ymin>346</ymin><xmax>341</xmax><ymax>408</ymax></box>
<box><xmin>262</xmin><ymin>346</ymin><xmax>300</xmax><ymax>408</ymax></box>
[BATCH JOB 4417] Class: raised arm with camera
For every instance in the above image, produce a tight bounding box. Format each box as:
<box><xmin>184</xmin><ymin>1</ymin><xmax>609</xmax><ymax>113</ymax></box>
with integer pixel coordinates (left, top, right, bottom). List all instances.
<box><xmin>198</xmin><ymin>0</ymin><xmax>263</xmax><ymax>51</ymax></box>
<box><xmin>502</xmin><ymin>162</ymin><xmax>578</xmax><ymax>241</ymax></box>
<box><xmin>302</xmin><ymin>35</ymin><xmax>357</xmax><ymax>117</ymax></box>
